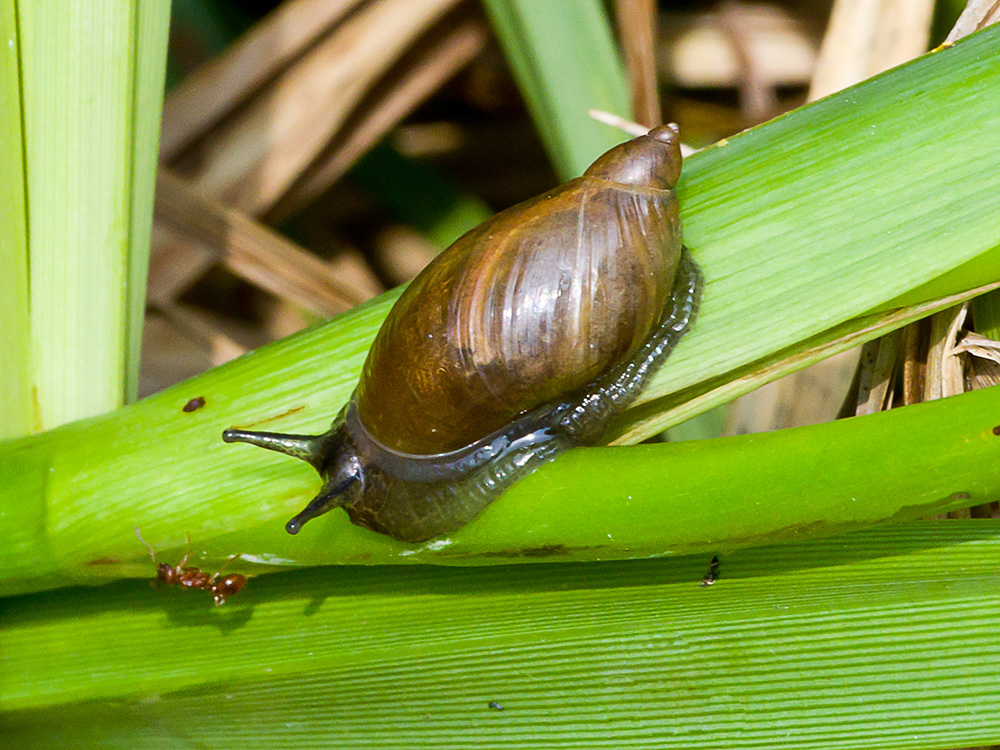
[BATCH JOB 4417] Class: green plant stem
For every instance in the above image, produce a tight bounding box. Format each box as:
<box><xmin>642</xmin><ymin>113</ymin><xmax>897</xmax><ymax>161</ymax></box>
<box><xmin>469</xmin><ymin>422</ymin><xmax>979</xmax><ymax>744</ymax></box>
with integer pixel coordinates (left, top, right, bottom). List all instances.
<box><xmin>1</xmin><ymin>356</ymin><xmax>997</xmax><ymax>595</ymax></box>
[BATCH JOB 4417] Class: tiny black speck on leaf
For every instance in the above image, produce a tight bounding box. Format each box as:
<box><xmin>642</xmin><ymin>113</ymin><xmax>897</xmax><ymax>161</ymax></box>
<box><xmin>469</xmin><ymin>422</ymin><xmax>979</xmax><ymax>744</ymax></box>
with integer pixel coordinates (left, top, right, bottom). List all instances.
<box><xmin>992</xmin><ymin>425</ymin><xmax>1000</xmax><ymax>436</ymax></box>
<box><xmin>488</xmin><ymin>701</ymin><xmax>504</xmax><ymax>711</ymax></box>
<box><xmin>183</xmin><ymin>396</ymin><xmax>206</xmax><ymax>413</ymax></box>
<box><xmin>701</xmin><ymin>555</ymin><xmax>721</xmax><ymax>587</ymax></box>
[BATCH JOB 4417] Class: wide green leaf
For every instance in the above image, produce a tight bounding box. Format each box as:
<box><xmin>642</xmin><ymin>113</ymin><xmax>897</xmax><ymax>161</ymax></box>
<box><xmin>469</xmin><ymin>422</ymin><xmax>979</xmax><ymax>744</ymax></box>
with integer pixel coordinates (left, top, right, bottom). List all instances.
<box><xmin>4</xmin><ymin>521</ymin><xmax>1000</xmax><ymax>749</ymax></box>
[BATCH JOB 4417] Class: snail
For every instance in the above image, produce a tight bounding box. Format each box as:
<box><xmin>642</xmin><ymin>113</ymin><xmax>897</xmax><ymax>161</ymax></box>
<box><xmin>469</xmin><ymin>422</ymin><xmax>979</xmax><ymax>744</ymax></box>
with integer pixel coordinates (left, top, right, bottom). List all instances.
<box><xmin>223</xmin><ymin>125</ymin><xmax>702</xmax><ymax>543</ymax></box>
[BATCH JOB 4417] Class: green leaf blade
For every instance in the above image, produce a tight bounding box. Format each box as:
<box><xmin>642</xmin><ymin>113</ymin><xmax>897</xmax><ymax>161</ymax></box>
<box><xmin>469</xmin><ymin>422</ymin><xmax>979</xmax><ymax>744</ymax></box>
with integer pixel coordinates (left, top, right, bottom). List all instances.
<box><xmin>123</xmin><ymin>0</ymin><xmax>171</xmax><ymax>402</ymax></box>
<box><xmin>4</xmin><ymin>522</ymin><xmax>1000</xmax><ymax>748</ymax></box>
<box><xmin>661</xmin><ymin>35</ymin><xmax>1000</xmax><ymax>401</ymax></box>
<box><xmin>18</xmin><ymin>0</ymin><xmax>169</xmax><ymax>428</ymax></box>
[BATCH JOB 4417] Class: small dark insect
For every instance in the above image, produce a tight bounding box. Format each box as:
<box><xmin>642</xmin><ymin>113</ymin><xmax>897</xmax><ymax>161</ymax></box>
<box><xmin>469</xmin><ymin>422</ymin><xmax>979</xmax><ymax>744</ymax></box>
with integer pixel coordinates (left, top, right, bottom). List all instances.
<box><xmin>992</xmin><ymin>425</ymin><xmax>1000</xmax><ymax>436</ymax></box>
<box><xmin>701</xmin><ymin>555</ymin><xmax>721</xmax><ymax>587</ymax></box>
<box><xmin>488</xmin><ymin>701</ymin><xmax>504</xmax><ymax>711</ymax></box>
<box><xmin>183</xmin><ymin>396</ymin><xmax>206</xmax><ymax>413</ymax></box>
<box><xmin>135</xmin><ymin>527</ymin><xmax>247</xmax><ymax>606</ymax></box>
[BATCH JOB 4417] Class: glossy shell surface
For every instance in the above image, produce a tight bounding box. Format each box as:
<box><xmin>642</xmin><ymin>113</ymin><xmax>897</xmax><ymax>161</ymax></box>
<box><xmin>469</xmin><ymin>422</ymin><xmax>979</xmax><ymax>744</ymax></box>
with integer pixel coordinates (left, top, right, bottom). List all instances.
<box><xmin>357</xmin><ymin>173</ymin><xmax>681</xmax><ymax>454</ymax></box>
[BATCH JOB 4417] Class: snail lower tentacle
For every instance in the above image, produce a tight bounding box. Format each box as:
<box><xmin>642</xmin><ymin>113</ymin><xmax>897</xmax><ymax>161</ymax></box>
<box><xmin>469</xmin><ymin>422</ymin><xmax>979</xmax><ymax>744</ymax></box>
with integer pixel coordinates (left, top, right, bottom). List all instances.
<box><xmin>224</xmin><ymin>125</ymin><xmax>702</xmax><ymax>542</ymax></box>
<box><xmin>285</xmin><ymin>475</ymin><xmax>359</xmax><ymax>535</ymax></box>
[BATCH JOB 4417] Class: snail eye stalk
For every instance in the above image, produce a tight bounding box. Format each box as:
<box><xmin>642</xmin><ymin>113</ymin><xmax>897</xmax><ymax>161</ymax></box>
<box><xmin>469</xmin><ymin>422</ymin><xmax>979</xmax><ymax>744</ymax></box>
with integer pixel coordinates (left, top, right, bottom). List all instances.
<box><xmin>222</xmin><ymin>429</ymin><xmax>323</xmax><ymax>469</ymax></box>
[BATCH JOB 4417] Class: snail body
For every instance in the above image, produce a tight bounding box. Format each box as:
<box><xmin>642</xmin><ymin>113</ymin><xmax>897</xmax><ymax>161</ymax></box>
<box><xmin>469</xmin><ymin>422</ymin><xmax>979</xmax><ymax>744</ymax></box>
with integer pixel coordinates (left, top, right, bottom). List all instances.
<box><xmin>224</xmin><ymin>125</ymin><xmax>701</xmax><ymax>542</ymax></box>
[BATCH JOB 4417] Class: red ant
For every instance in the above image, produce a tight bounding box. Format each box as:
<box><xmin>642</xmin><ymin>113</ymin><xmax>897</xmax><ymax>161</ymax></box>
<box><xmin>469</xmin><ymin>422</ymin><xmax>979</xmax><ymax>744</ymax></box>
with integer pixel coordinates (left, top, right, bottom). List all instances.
<box><xmin>135</xmin><ymin>527</ymin><xmax>247</xmax><ymax>606</ymax></box>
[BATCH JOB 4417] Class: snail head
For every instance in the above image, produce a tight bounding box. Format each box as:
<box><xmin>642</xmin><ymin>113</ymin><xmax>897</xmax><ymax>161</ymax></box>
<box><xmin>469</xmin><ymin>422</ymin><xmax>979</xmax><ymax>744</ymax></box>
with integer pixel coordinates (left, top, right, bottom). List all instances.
<box><xmin>584</xmin><ymin>124</ymin><xmax>681</xmax><ymax>190</ymax></box>
<box><xmin>222</xmin><ymin>422</ymin><xmax>363</xmax><ymax>535</ymax></box>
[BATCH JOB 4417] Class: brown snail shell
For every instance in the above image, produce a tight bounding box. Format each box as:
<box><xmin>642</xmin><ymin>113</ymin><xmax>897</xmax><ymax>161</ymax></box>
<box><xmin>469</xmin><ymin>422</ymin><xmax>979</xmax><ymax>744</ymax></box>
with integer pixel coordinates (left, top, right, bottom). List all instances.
<box><xmin>223</xmin><ymin>125</ymin><xmax>702</xmax><ymax>543</ymax></box>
